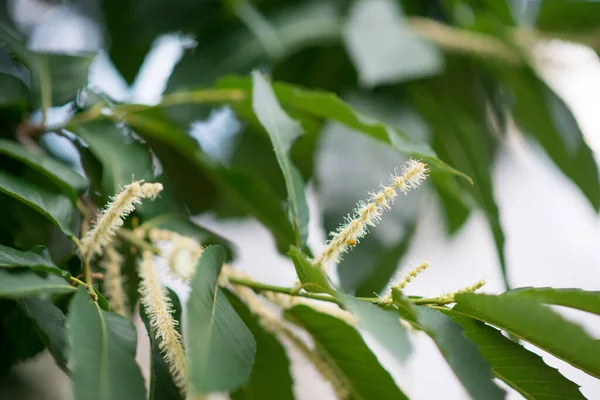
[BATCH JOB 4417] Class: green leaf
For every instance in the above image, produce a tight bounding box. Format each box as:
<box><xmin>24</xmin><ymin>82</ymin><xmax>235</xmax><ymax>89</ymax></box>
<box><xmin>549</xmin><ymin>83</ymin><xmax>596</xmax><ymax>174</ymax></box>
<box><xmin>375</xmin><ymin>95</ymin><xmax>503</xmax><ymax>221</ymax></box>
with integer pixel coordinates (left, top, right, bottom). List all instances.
<box><xmin>536</xmin><ymin>1</ymin><xmax>600</xmax><ymax>33</ymax></box>
<box><xmin>414</xmin><ymin>306</ymin><xmax>504</xmax><ymax>400</ymax></box>
<box><xmin>186</xmin><ymin>245</ymin><xmax>256</xmax><ymax>394</ymax></box>
<box><xmin>252</xmin><ymin>72</ymin><xmax>310</xmax><ymax>246</ymax></box>
<box><xmin>343</xmin><ymin>0</ymin><xmax>442</xmax><ymax>86</ymax></box>
<box><xmin>217</xmin><ymin>75</ymin><xmax>470</xmax><ymax>182</ymax></box>
<box><xmin>19</xmin><ymin>297</ymin><xmax>69</xmax><ymax>371</ymax></box>
<box><xmin>0</xmin><ymin>170</ymin><xmax>76</xmax><ymax>236</ymax></box>
<box><xmin>501</xmin><ymin>68</ymin><xmax>600</xmax><ymax>210</ymax></box>
<box><xmin>70</xmin><ymin>120</ymin><xmax>154</xmax><ymax>199</ymax></box>
<box><xmin>0</xmin><ymin>244</ymin><xmax>63</xmax><ymax>275</ymax></box>
<box><xmin>106</xmin><ymin>109</ymin><xmax>295</xmax><ymax>252</ymax></box>
<box><xmin>288</xmin><ymin>246</ymin><xmax>333</xmax><ymax>294</ymax></box>
<box><xmin>0</xmin><ymin>269</ymin><xmax>74</xmax><ymax>297</ymax></box>
<box><xmin>67</xmin><ymin>288</ymin><xmax>146</xmax><ymax>400</ymax></box>
<box><xmin>452</xmin><ymin>293</ymin><xmax>600</xmax><ymax>380</ymax></box>
<box><xmin>0</xmin><ymin>139</ymin><xmax>88</xmax><ymax>198</ymax></box>
<box><xmin>506</xmin><ymin>287</ymin><xmax>600</xmax><ymax>316</ymax></box>
<box><xmin>446</xmin><ymin>310</ymin><xmax>585</xmax><ymax>400</ymax></box>
<box><xmin>140</xmin><ymin>288</ymin><xmax>184</xmax><ymax>400</ymax></box>
<box><xmin>227</xmin><ymin>290</ymin><xmax>294</xmax><ymax>400</ymax></box>
<box><xmin>338</xmin><ymin>295</ymin><xmax>411</xmax><ymax>363</ymax></box>
<box><xmin>0</xmin><ymin>302</ymin><xmax>45</xmax><ymax>374</ymax></box>
<box><xmin>286</xmin><ymin>304</ymin><xmax>408</xmax><ymax>399</ymax></box>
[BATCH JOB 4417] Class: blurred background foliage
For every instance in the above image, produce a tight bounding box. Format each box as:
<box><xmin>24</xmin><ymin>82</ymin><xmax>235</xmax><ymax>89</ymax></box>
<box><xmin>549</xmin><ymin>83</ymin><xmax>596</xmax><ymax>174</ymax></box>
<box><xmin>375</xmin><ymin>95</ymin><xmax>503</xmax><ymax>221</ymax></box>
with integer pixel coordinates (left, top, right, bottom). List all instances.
<box><xmin>1</xmin><ymin>0</ymin><xmax>600</xmax><ymax>321</ymax></box>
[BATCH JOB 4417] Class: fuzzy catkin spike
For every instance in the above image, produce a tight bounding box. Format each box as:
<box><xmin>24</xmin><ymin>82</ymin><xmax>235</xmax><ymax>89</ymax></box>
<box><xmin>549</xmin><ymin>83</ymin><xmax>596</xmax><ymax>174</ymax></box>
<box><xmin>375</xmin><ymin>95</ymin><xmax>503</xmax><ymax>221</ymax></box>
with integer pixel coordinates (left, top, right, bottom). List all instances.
<box><xmin>314</xmin><ymin>159</ymin><xmax>428</xmax><ymax>268</ymax></box>
<box><xmin>394</xmin><ymin>261</ymin><xmax>430</xmax><ymax>291</ymax></box>
<box><xmin>79</xmin><ymin>181</ymin><xmax>163</xmax><ymax>261</ymax></box>
<box><xmin>439</xmin><ymin>279</ymin><xmax>486</xmax><ymax>303</ymax></box>
<box><xmin>138</xmin><ymin>251</ymin><xmax>188</xmax><ymax>394</ymax></box>
<box><xmin>148</xmin><ymin>228</ymin><xmax>203</xmax><ymax>281</ymax></box>
<box><xmin>102</xmin><ymin>245</ymin><xmax>128</xmax><ymax>317</ymax></box>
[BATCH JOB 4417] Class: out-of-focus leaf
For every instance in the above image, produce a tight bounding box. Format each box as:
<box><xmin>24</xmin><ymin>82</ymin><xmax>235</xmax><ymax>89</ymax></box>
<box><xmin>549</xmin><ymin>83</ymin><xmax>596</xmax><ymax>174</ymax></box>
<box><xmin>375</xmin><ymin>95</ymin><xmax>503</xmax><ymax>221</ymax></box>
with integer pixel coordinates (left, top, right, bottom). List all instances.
<box><xmin>227</xmin><ymin>290</ymin><xmax>294</xmax><ymax>400</ymax></box>
<box><xmin>536</xmin><ymin>1</ymin><xmax>600</xmax><ymax>33</ymax></box>
<box><xmin>288</xmin><ymin>246</ymin><xmax>333</xmax><ymax>294</ymax></box>
<box><xmin>431</xmin><ymin>173</ymin><xmax>472</xmax><ymax>235</ymax></box>
<box><xmin>0</xmin><ymin>170</ymin><xmax>76</xmax><ymax>236</ymax></box>
<box><xmin>0</xmin><ymin>25</ymin><xmax>93</xmax><ymax>107</ymax></box>
<box><xmin>506</xmin><ymin>287</ymin><xmax>600</xmax><ymax>316</ymax></box>
<box><xmin>452</xmin><ymin>293</ymin><xmax>600</xmax><ymax>379</ymax></box>
<box><xmin>252</xmin><ymin>72</ymin><xmax>310</xmax><ymax>246</ymax></box>
<box><xmin>70</xmin><ymin>120</ymin><xmax>154</xmax><ymax>199</ymax></box>
<box><xmin>0</xmin><ymin>73</ymin><xmax>28</xmax><ymax>109</ymax></box>
<box><xmin>19</xmin><ymin>297</ymin><xmax>69</xmax><ymax>371</ymax></box>
<box><xmin>0</xmin><ymin>139</ymin><xmax>87</xmax><ymax>198</ymax></box>
<box><xmin>343</xmin><ymin>0</ymin><xmax>443</xmax><ymax>86</ymax></box>
<box><xmin>217</xmin><ymin>75</ymin><xmax>470</xmax><ymax>182</ymax></box>
<box><xmin>0</xmin><ymin>302</ymin><xmax>45</xmax><ymax>374</ymax></box>
<box><xmin>354</xmin><ymin>224</ymin><xmax>415</xmax><ymax>297</ymax></box>
<box><xmin>414</xmin><ymin>306</ymin><xmax>505</xmax><ymax>399</ymax></box>
<box><xmin>67</xmin><ymin>288</ymin><xmax>146</xmax><ymax>400</ymax></box>
<box><xmin>186</xmin><ymin>245</ymin><xmax>256</xmax><ymax>395</ymax></box>
<box><xmin>0</xmin><ymin>269</ymin><xmax>74</xmax><ymax>297</ymax></box>
<box><xmin>0</xmin><ymin>244</ymin><xmax>63</xmax><ymax>276</ymax></box>
<box><xmin>501</xmin><ymin>68</ymin><xmax>600</xmax><ymax>210</ymax></box>
<box><xmin>109</xmin><ymin>109</ymin><xmax>296</xmax><ymax>253</ymax></box>
<box><xmin>140</xmin><ymin>288</ymin><xmax>184</xmax><ymax>400</ymax></box>
<box><xmin>286</xmin><ymin>304</ymin><xmax>408</xmax><ymax>399</ymax></box>
<box><xmin>337</xmin><ymin>295</ymin><xmax>411</xmax><ymax>363</ymax></box>
<box><xmin>446</xmin><ymin>310</ymin><xmax>585</xmax><ymax>400</ymax></box>
<box><xmin>409</xmin><ymin>58</ymin><xmax>507</xmax><ymax>286</ymax></box>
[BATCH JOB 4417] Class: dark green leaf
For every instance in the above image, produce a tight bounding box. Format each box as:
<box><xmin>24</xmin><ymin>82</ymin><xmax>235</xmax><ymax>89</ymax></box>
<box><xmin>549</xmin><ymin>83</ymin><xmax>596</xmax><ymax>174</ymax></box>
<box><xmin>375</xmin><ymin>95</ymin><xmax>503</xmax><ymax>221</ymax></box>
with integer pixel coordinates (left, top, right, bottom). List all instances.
<box><xmin>287</xmin><ymin>304</ymin><xmax>408</xmax><ymax>399</ymax></box>
<box><xmin>338</xmin><ymin>295</ymin><xmax>411</xmax><ymax>363</ymax></box>
<box><xmin>536</xmin><ymin>1</ymin><xmax>600</xmax><ymax>33</ymax></box>
<box><xmin>140</xmin><ymin>288</ymin><xmax>184</xmax><ymax>400</ymax></box>
<box><xmin>19</xmin><ymin>297</ymin><xmax>69</xmax><ymax>371</ymax></box>
<box><xmin>0</xmin><ymin>139</ymin><xmax>87</xmax><ymax>198</ymax></box>
<box><xmin>67</xmin><ymin>288</ymin><xmax>146</xmax><ymax>400</ymax></box>
<box><xmin>0</xmin><ymin>244</ymin><xmax>63</xmax><ymax>275</ymax></box>
<box><xmin>452</xmin><ymin>293</ymin><xmax>600</xmax><ymax>379</ymax></box>
<box><xmin>217</xmin><ymin>75</ymin><xmax>470</xmax><ymax>182</ymax></box>
<box><xmin>0</xmin><ymin>269</ymin><xmax>74</xmax><ymax>297</ymax></box>
<box><xmin>506</xmin><ymin>287</ymin><xmax>600</xmax><ymax>316</ymax></box>
<box><xmin>501</xmin><ymin>68</ymin><xmax>600</xmax><ymax>210</ymax></box>
<box><xmin>0</xmin><ymin>170</ymin><xmax>77</xmax><ymax>236</ymax></box>
<box><xmin>0</xmin><ymin>302</ymin><xmax>45</xmax><ymax>374</ymax></box>
<box><xmin>70</xmin><ymin>120</ymin><xmax>154</xmax><ymax>199</ymax></box>
<box><xmin>0</xmin><ymin>73</ymin><xmax>28</xmax><ymax>109</ymax></box>
<box><xmin>288</xmin><ymin>246</ymin><xmax>333</xmax><ymax>294</ymax></box>
<box><xmin>446</xmin><ymin>310</ymin><xmax>585</xmax><ymax>400</ymax></box>
<box><xmin>108</xmin><ymin>109</ymin><xmax>295</xmax><ymax>252</ymax></box>
<box><xmin>186</xmin><ymin>245</ymin><xmax>256</xmax><ymax>394</ymax></box>
<box><xmin>227</xmin><ymin>290</ymin><xmax>294</xmax><ymax>400</ymax></box>
<box><xmin>252</xmin><ymin>72</ymin><xmax>310</xmax><ymax>246</ymax></box>
<box><xmin>343</xmin><ymin>0</ymin><xmax>443</xmax><ymax>86</ymax></box>
<box><xmin>415</xmin><ymin>306</ymin><xmax>504</xmax><ymax>400</ymax></box>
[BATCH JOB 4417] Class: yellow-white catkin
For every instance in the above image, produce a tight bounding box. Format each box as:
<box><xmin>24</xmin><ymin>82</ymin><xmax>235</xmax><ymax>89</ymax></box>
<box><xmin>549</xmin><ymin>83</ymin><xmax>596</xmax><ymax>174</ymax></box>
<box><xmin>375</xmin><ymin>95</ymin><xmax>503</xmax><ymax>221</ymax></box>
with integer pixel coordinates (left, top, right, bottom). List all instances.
<box><xmin>138</xmin><ymin>251</ymin><xmax>188</xmax><ymax>394</ymax></box>
<box><xmin>439</xmin><ymin>279</ymin><xmax>486</xmax><ymax>303</ymax></box>
<box><xmin>393</xmin><ymin>261</ymin><xmax>430</xmax><ymax>291</ymax></box>
<box><xmin>221</xmin><ymin>267</ymin><xmax>350</xmax><ymax>399</ymax></box>
<box><xmin>79</xmin><ymin>181</ymin><xmax>163</xmax><ymax>261</ymax></box>
<box><xmin>149</xmin><ymin>229</ymin><xmax>203</xmax><ymax>281</ymax></box>
<box><xmin>102</xmin><ymin>245</ymin><xmax>128</xmax><ymax>317</ymax></box>
<box><xmin>314</xmin><ymin>159</ymin><xmax>428</xmax><ymax>268</ymax></box>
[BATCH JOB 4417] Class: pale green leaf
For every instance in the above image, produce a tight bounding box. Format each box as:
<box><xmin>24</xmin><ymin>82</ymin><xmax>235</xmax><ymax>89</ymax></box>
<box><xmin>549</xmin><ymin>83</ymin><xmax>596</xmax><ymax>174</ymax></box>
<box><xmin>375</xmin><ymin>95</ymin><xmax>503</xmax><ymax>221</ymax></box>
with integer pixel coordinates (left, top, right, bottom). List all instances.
<box><xmin>186</xmin><ymin>245</ymin><xmax>256</xmax><ymax>395</ymax></box>
<box><xmin>0</xmin><ymin>269</ymin><xmax>74</xmax><ymax>297</ymax></box>
<box><xmin>67</xmin><ymin>288</ymin><xmax>146</xmax><ymax>400</ymax></box>
<box><xmin>252</xmin><ymin>72</ymin><xmax>310</xmax><ymax>245</ymax></box>
<box><xmin>288</xmin><ymin>246</ymin><xmax>333</xmax><ymax>294</ymax></box>
<box><xmin>507</xmin><ymin>287</ymin><xmax>600</xmax><ymax>316</ymax></box>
